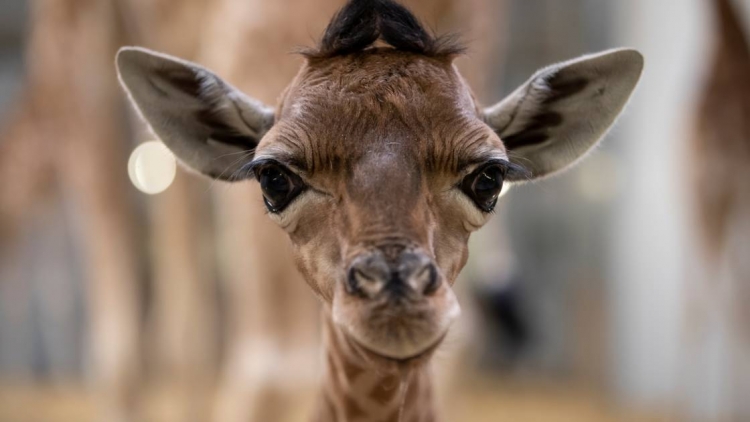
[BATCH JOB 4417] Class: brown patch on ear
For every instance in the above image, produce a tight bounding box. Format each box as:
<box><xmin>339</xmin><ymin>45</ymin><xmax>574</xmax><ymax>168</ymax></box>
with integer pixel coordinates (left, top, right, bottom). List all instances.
<box><xmin>503</xmin><ymin>131</ymin><xmax>549</xmax><ymax>150</ymax></box>
<box><xmin>150</xmin><ymin>65</ymin><xmax>203</xmax><ymax>98</ymax></box>
<box><xmin>150</xmin><ymin>65</ymin><xmax>262</xmax><ymax>151</ymax></box>
<box><xmin>530</xmin><ymin>111</ymin><xmax>564</xmax><ymax>128</ymax></box>
<box><xmin>543</xmin><ymin>75</ymin><xmax>589</xmax><ymax>105</ymax></box>
<box><xmin>502</xmin><ymin>112</ymin><xmax>563</xmax><ymax>150</ymax></box>
<box><xmin>201</xmin><ymin>109</ymin><xmax>260</xmax><ymax>148</ymax></box>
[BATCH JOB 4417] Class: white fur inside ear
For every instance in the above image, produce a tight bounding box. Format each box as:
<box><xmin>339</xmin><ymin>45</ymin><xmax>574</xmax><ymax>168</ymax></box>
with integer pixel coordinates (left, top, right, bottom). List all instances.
<box><xmin>484</xmin><ymin>48</ymin><xmax>644</xmax><ymax>180</ymax></box>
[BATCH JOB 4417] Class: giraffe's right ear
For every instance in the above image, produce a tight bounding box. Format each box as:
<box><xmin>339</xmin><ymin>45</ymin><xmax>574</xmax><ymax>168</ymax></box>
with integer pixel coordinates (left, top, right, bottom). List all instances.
<box><xmin>116</xmin><ymin>47</ymin><xmax>274</xmax><ymax>181</ymax></box>
<box><xmin>483</xmin><ymin>48</ymin><xmax>643</xmax><ymax>181</ymax></box>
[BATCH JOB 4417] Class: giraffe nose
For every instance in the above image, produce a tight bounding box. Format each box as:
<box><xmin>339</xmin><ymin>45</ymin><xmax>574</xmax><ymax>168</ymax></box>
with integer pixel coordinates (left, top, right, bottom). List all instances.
<box><xmin>346</xmin><ymin>251</ymin><xmax>440</xmax><ymax>299</ymax></box>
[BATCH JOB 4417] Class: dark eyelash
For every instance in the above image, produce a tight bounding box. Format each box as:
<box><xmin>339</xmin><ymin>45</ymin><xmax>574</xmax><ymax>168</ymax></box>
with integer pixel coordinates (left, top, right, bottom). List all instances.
<box><xmin>243</xmin><ymin>158</ymin><xmax>286</xmax><ymax>180</ymax></box>
<box><xmin>453</xmin><ymin>159</ymin><xmax>528</xmax><ymax>189</ymax></box>
<box><xmin>244</xmin><ymin>157</ymin><xmax>310</xmax><ymax>180</ymax></box>
<box><xmin>504</xmin><ymin>160</ymin><xmax>532</xmax><ymax>181</ymax></box>
<box><xmin>486</xmin><ymin>159</ymin><xmax>531</xmax><ymax>181</ymax></box>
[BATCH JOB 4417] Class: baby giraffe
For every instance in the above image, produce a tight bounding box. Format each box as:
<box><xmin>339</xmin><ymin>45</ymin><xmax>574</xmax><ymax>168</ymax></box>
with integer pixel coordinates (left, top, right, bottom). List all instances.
<box><xmin>116</xmin><ymin>0</ymin><xmax>642</xmax><ymax>420</ymax></box>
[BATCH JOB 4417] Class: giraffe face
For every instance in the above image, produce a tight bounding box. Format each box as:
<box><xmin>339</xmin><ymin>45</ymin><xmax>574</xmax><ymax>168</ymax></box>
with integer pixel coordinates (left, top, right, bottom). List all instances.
<box><xmin>250</xmin><ymin>50</ymin><xmax>512</xmax><ymax>360</ymax></box>
<box><xmin>116</xmin><ymin>0</ymin><xmax>642</xmax><ymax>369</ymax></box>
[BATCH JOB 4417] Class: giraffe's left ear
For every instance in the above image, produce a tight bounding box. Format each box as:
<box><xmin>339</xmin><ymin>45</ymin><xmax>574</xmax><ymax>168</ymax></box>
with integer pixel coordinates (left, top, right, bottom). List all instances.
<box><xmin>116</xmin><ymin>47</ymin><xmax>275</xmax><ymax>181</ymax></box>
<box><xmin>484</xmin><ymin>48</ymin><xmax>644</xmax><ymax>181</ymax></box>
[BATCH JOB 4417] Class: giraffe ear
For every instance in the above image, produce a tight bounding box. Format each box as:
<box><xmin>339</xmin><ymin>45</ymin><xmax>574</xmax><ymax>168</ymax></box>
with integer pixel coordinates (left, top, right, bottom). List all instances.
<box><xmin>116</xmin><ymin>47</ymin><xmax>274</xmax><ymax>181</ymax></box>
<box><xmin>484</xmin><ymin>48</ymin><xmax>643</xmax><ymax>181</ymax></box>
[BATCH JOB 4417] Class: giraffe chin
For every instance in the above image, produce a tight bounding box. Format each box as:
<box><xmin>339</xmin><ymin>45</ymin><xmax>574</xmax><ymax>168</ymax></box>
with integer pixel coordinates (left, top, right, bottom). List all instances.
<box><xmin>347</xmin><ymin>329</ymin><xmax>449</xmax><ymax>370</ymax></box>
<box><xmin>331</xmin><ymin>286</ymin><xmax>461</xmax><ymax>368</ymax></box>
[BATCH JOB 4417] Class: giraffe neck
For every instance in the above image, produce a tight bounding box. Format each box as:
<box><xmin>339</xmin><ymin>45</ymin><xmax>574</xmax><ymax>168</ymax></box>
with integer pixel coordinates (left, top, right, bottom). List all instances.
<box><xmin>314</xmin><ymin>313</ymin><xmax>437</xmax><ymax>422</ymax></box>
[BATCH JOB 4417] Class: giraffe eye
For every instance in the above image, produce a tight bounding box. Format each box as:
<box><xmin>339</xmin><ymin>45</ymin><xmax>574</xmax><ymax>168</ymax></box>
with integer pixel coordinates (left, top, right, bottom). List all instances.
<box><xmin>461</xmin><ymin>164</ymin><xmax>504</xmax><ymax>213</ymax></box>
<box><xmin>255</xmin><ymin>164</ymin><xmax>305</xmax><ymax>213</ymax></box>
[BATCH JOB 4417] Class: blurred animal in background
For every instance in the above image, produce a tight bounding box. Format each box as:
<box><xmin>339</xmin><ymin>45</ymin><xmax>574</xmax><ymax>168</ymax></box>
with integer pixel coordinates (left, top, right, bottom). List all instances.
<box><xmin>117</xmin><ymin>0</ymin><xmax>642</xmax><ymax>420</ymax></box>
<box><xmin>688</xmin><ymin>0</ymin><xmax>750</xmax><ymax>418</ymax></box>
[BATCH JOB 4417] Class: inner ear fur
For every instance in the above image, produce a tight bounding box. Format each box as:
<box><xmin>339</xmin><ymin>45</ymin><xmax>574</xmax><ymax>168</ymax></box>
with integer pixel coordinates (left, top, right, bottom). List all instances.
<box><xmin>116</xmin><ymin>47</ymin><xmax>275</xmax><ymax>181</ymax></box>
<box><xmin>484</xmin><ymin>48</ymin><xmax>644</xmax><ymax>181</ymax></box>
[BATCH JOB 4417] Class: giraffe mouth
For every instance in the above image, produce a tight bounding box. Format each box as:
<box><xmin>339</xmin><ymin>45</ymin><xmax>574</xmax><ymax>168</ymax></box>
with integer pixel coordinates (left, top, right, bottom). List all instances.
<box><xmin>346</xmin><ymin>330</ymin><xmax>448</xmax><ymax>368</ymax></box>
<box><xmin>332</xmin><ymin>301</ymin><xmax>459</xmax><ymax>365</ymax></box>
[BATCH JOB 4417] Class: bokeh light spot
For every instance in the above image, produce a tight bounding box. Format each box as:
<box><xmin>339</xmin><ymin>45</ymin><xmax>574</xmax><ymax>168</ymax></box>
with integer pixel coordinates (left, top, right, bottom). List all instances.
<box><xmin>128</xmin><ymin>141</ymin><xmax>176</xmax><ymax>195</ymax></box>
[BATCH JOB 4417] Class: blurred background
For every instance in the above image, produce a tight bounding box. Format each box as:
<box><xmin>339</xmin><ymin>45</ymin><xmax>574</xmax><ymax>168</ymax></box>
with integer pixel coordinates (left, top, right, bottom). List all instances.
<box><xmin>0</xmin><ymin>0</ymin><xmax>748</xmax><ymax>421</ymax></box>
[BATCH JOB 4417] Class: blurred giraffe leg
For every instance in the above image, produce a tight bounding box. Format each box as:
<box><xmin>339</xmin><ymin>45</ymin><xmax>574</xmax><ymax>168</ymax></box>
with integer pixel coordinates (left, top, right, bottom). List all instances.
<box><xmin>0</xmin><ymin>100</ymin><xmax>56</xmax><ymax>385</ymax></box>
<box><xmin>146</xmin><ymin>171</ymin><xmax>218</xmax><ymax>422</ymax></box>
<box><xmin>13</xmin><ymin>1</ymin><xmax>144</xmax><ymax>421</ymax></box>
<box><xmin>0</xmin><ymin>101</ymin><xmax>53</xmax><ymax>250</ymax></box>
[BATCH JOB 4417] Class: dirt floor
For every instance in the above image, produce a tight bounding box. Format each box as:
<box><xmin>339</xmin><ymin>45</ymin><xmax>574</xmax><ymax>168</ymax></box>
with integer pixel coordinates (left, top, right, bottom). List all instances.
<box><xmin>0</xmin><ymin>376</ymin><xmax>673</xmax><ymax>422</ymax></box>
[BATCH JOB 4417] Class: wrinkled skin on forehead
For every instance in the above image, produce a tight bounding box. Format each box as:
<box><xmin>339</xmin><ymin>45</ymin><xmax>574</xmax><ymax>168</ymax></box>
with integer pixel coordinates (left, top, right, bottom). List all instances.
<box><xmin>257</xmin><ymin>49</ymin><xmax>504</xmax><ymax>301</ymax></box>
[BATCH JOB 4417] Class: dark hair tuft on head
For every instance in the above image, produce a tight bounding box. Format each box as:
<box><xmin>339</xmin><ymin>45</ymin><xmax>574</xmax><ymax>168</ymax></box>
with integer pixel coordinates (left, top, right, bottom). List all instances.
<box><xmin>303</xmin><ymin>0</ymin><xmax>465</xmax><ymax>59</ymax></box>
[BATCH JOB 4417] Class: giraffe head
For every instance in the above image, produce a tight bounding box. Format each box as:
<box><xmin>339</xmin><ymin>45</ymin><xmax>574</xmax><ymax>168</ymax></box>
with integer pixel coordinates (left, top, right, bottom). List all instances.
<box><xmin>117</xmin><ymin>0</ymin><xmax>642</xmax><ymax>364</ymax></box>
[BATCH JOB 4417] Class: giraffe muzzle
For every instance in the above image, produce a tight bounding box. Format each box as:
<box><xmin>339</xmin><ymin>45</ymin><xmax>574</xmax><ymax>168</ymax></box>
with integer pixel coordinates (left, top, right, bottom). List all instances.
<box><xmin>332</xmin><ymin>247</ymin><xmax>459</xmax><ymax>361</ymax></box>
<box><xmin>346</xmin><ymin>250</ymin><xmax>441</xmax><ymax>300</ymax></box>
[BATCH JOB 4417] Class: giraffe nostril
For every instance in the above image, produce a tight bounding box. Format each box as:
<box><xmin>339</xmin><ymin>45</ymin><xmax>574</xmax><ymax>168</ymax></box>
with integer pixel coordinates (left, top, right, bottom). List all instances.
<box><xmin>346</xmin><ymin>250</ymin><xmax>440</xmax><ymax>299</ymax></box>
<box><xmin>347</xmin><ymin>257</ymin><xmax>389</xmax><ymax>298</ymax></box>
<box><xmin>419</xmin><ymin>264</ymin><xmax>440</xmax><ymax>295</ymax></box>
<box><xmin>346</xmin><ymin>267</ymin><xmax>365</xmax><ymax>296</ymax></box>
<box><xmin>397</xmin><ymin>252</ymin><xmax>440</xmax><ymax>295</ymax></box>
